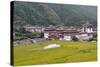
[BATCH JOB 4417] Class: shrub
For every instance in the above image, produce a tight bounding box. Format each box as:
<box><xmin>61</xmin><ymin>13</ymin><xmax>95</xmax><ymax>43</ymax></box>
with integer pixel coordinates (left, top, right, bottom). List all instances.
<box><xmin>88</xmin><ymin>38</ymin><xmax>93</xmax><ymax>41</ymax></box>
<box><xmin>72</xmin><ymin>36</ymin><xmax>79</xmax><ymax>41</ymax></box>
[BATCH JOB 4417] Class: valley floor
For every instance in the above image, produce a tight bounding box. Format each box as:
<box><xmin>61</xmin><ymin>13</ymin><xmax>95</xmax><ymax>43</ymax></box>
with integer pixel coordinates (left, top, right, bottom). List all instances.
<box><xmin>13</xmin><ymin>40</ymin><xmax>97</xmax><ymax>66</ymax></box>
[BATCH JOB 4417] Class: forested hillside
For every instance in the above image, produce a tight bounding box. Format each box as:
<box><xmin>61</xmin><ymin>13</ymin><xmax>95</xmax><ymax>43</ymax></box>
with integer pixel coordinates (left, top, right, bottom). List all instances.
<box><xmin>12</xmin><ymin>1</ymin><xmax>97</xmax><ymax>27</ymax></box>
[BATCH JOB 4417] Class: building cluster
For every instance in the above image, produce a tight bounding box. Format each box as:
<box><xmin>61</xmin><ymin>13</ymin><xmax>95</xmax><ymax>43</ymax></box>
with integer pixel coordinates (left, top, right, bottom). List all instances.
<box><xmin>23</xmin><ymin>24</ymin><xmax>45</xmax><ymax>33</ymax></box>
<box><xmin>23</xmin><ymin>21</ymin><xmax>97</xmax><ymax>41</ymax></box>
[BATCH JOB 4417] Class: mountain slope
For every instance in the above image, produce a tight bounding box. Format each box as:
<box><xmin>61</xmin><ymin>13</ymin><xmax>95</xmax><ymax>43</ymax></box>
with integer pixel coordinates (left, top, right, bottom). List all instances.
<box><xmin>13</xmin><ymin>1</ymin><xmax>97</xmax><ymax>27</ymax></box>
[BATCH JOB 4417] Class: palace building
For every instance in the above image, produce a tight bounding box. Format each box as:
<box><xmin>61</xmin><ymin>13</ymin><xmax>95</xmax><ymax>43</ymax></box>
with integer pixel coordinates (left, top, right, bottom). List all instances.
<box><xmin>23</xmin><ymin>21</ymin><xmax>96</xmax><ymax>41</ymax></box>
<box><xmin>44</xmin><ymin>21</ymin><xmax>96</xmax><ymax>41</ymax></box>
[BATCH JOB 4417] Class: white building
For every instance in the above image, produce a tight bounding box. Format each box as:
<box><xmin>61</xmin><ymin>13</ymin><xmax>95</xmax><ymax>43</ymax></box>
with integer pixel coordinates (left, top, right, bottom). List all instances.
<box><xmin>78</xmin><ymin>33</ymin><xmax>93</xmax><ymax>40</ymax></box>
<box><xmin>43</xmin><ymin>21</ymin><xmax>95</xmax><ymax>41</ymax></box>
<box><xmin>44</xmin><ymin>32</ymin><xmax>49</xmax><ymax>39</ymax></box>
<box><xmin>63</xmin><ymin>35</ymin><xmax>72</xmax><ymax>41</ymax></box>
<box><xmin>24</xmin><ymin>24</ymin><xmax>45</xmax><ymax>33</ymax></box>
<box><xmin>82</xmin><ymin>21</ymin><xmax>93</xmax><ymax>33</ymax></box>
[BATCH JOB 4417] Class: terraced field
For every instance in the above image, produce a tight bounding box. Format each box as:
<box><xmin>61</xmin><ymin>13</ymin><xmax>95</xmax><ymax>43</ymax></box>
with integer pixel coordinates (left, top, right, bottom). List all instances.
<box><xmin>13</xmin><ymin>40</ymin><xmax>97</xmax><ymax>66</ymax></box>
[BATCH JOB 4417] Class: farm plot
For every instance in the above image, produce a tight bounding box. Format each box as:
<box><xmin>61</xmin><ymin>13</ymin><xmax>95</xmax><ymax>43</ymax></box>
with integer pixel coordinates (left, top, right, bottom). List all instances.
<box><xmin>13</xmin><ymin>40</ymin><xmax>97</xmax><ymax>66</ymax></box>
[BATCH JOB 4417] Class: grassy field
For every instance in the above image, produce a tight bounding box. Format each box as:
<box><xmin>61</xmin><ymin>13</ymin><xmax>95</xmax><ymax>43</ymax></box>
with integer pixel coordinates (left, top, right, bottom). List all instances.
<box><xmin>13</xmin><ymin>40</ymin><xmax>97</xmax><ymax>66</ymax></box>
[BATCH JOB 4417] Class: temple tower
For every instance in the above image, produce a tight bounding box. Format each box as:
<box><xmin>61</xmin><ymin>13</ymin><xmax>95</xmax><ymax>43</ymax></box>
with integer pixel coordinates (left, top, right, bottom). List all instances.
<box><xmin>82</xmin><ymin>21</ymin><xmax>93</xmax><ymax>33</ymax></box>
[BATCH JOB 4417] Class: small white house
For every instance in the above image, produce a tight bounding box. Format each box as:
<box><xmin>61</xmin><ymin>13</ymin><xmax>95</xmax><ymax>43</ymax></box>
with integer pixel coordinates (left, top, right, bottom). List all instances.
<box><xmin>44</xmin><ymin>32</ymin><xmax>49</xmax><ymax>39</ymax></box>
<box><xmin>24</xmin><ymin>24</ymin><xmax>45</xmax><ymax>33</ymax></box>
<box><xmin>64</xmin><ymin>35</ymin><xmax>72</xmax><ymax>41</ymax></box>
<box><xmin>78</xmin><ymin>33</ymin><xmax>93</xmax><ymax>40</ymax></box>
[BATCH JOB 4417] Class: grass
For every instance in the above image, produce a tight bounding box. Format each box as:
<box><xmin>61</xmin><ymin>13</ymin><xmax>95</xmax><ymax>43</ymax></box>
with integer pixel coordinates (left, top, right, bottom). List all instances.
<box><xmin>13</xmin><ymin>40</ymin><xmax>97</xmax><ymax>66</ymax></box>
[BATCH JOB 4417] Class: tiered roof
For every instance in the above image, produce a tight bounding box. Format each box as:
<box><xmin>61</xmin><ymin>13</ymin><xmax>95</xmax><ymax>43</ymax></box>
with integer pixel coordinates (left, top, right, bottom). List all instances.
<box><xmin>83</xmin><ymin>21</ymin><xmax>93</xmax><ymax>28</ymax></box>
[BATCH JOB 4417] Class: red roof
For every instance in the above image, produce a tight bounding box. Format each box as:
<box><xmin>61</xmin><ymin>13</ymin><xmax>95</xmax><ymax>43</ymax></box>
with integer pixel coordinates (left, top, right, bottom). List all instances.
<box><xmin>83</xmin><ymin>21</ymin><xmax>93</xmax><ymax>28</ymax></box>
<box><xmin>45</xmin><ymin>29</ymin><xmax>80</xmax><ymax>33</ymax></box>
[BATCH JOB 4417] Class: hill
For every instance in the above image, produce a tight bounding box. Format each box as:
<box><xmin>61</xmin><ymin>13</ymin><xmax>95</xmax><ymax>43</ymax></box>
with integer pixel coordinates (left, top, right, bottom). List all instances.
<box><xmin>12</xmin><ymin>1</ymin><xmax>97</xmax><ymax>29</ymax></box>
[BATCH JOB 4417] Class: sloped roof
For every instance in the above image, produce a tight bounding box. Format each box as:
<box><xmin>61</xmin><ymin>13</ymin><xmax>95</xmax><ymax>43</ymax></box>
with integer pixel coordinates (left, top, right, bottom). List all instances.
<box><xmin>83</xmin><ymin>21</ymin><xmax>93</xmax><ymax>28</ymax></box>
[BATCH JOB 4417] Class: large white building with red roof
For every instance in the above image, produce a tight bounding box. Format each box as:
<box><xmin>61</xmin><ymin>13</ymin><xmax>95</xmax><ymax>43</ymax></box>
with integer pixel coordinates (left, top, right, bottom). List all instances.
<box><xmin>44</xmin><ymin>21</ymin><xmax>96</xmax><ymax>41</ymax></box>
<box><xmin>23</xmin><ymin>21</ymin><xmax>96</xmax><ymax>41</ymax></box>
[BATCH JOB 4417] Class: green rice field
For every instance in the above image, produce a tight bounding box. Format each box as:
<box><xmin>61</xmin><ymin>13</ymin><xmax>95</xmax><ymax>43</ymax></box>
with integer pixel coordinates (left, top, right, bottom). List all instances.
<box><xmin>13</xmin><ymin>40</ymin><xmax>97</xmax><ymax>66</ymax></box>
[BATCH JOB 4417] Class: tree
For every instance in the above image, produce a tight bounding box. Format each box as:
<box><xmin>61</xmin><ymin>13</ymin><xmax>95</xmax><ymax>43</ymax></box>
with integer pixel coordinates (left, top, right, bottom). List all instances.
<box><xmin>72</xmin><ymin>36</ymin><xmax>78</xmax><ymax>41</ymax></box>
